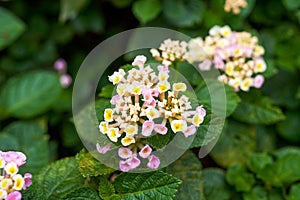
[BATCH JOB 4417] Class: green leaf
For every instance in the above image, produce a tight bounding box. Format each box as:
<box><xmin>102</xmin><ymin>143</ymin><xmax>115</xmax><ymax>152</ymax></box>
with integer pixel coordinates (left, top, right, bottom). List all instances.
<box><xmin>113</xmin><ymin>171</ymin><xmax>182</xmax><ymax>199</ymax></box>
<box><xmin>288</xmin><ymin>183</ymin><xmax>300</xmax><ymax>200</ymax></box>
<box><xmin>162</xmin><ymin>0</ymin><xmax>204</xmax><ymax>27</ymax></box>
<box><xmin>282</xmin><ymin>0</ymin><xmax>300</xmax><ymax>10</ymax></box>
<box><xmin>166</xmin><ymin>150</ymin><xmax>204</xmax><ymax>200</ymax></box>
<box><xmin>247</xmin><ymin>153</ymin><xmax>273</xmax><ymax>175</ymax></box>
<box><xmin>0</xmin><ymin>132</ymin><xmax>20</xmax><ymax>150</ymax></box>
<box><xmin>62</xmin><ymin>187</ymin><xmax>101</xmax><ymax>200</ymax></box>
<box><xmin>98</xmin><ymin>84</ymin><xmax>115</xmax><ymax>98</ymax></box>
<box><xmin>196</xmin><ymin>79</ymin><xmax>241</xmax><ymax>117</ymax></box>
<box><xmin>0</xmin><ymin>7</ymin><xmax>25</xmax><ymax>51</ymax></box>
<box><xmin>277</xmin><ymin>111</ymin><xmax>300</xmax><ymax>142</ymax></box>
<box><xmin>76</xmin><ymin>149</ymin><xmax>115</xmax><ymax>178</ymax></box>
<box><xmin>242</xmin><ymin>186</ymin><xmax>268</xmax><ymax>200</ymax></box>
<box><xmin>59</xmin><ymin>0</ymin><xmax>90</xmax><ymax>22</ymax></box>
<box><xmin>29</xmin><ymin>157</ymin><xmax>85</xmax><ymax>200</ymax></box>
<box><xmin>233</xmin><ymin>91</ymin><xmax>285</xmax><ymax>124</ymax></box>
<box><xmin>3</xmin><ymin>120</ymin><xmax>50</xmax><ymax>174</ymax></box>
<box><xmin>99</xmin><ymin>177</ymin><xmax>115</xmax><ymax>199</ymax></box>
<box><xmin>0</xmin><ymin>71</ymin><xmax>62</xmax><ymax>118</ymax></box>
<box><xmin>226</xmin><ymin>164</ymin><xmax>255</xmax><ymax>192</ymax></box>
<box><xmin>202</xmin><ymin>169</ymin><xmax>232</xmax><ymax>200</ymax></box>
<box><xmin>132</xmin><ymin>0</ymin><xmax>161</xmax><ymax>24</ymax></box>
<box><xmin>256</xmin><ymin>126</ymin><xmax>277</xmax><ymax>152</ymax></box>
<box><xmin>146</xmin><ymin>130</ymin><xmax>172</xmax><ymax>149</ymax></box>
<box><xmin>210</xmin><ymin>120</ymin><xmax>256</xmax><ymax>168</ymax></box>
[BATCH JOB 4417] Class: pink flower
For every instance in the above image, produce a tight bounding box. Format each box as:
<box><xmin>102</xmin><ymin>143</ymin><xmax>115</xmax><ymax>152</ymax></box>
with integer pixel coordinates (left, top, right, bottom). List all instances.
<box><xmin>60</xmin><ymin>74</ymin><xmax>72</xmax><ymax>88</ymax></box>
<box><xmin>196</xmin><ymin>105</ymin><xmax>206</xmax><ymax>117</ymax></box>
<box><xmin>118</xmin><ymin>147</ymin><xmax>132</xmax><ymax>159</ymax></box>
<box><xmin>96</xmin><ymin>143</ymin><xmax>110</xmax><ymax>154</ymax></box>
<box><xmin>147</xmin><ymin>155</ymin><xmax>160</xmax><ymax>169</ymax></box>
<box><xmin>213</xmin><ymin>56</ymin><xmax>225</xmax><ymax>69</ymax></box>
<box><xmin>157</xmin><ymin>65</ymin><xmax>169</xmax><ymax>72</ymax></box>
<box><xmin>7</xmin><ymin>191</ymin><xmax>22</xmax><ymax>200</ymax></box>
<box><xmin>242</xmin><ymin>46</ymin><xmax>252</xmax><ymax>57</ymax></box>
<box><xmin>198</xmin><ymin>59</ymin><xmax>212</xmax><ymax>71</ymax></box>
<box><xmin>253</xmin><ymin>75</ymin><xmax>264</xmax><ymax>88</ymax></box>
<box><xmin>3</xmin><ymin>151</ymin><xmax>26</xmax><ymax>167</ymax></box>
<box><xmin>110</xmin><ymin>95</ymin><xmax>121</xmax><ymax>105</ymax></box>
<box><xmin>132</xmin><ymin>55</ymin><xmax>147</xmax><ymax>67</ymax></box>
<box><xmin>151</xmin><ymin>88</ymin><xmax>159</xmax><ymax>97</ymax></box>
<box><xmin>23</xmin><ymin>173</ymin><xmax>32</xmax><ymax>190</ymax></box>
<box><xmin>142</xmin><ymin>88</ymin><xmax>155</xmax><ymax>103</ymax></box>
<box><xmin>183</xmin><ymin>125</ymin><xmax>197</xmax><ymax>137</ymax></box>
<box><xmin>119</xmin><ymin>154</ymin><xmax>141</xmax><ymax>172</ymax></box>
<box><xmin>54</xmin><ymin>58</ymin><xmax>67</xmax><ymax>72</ymax></box>
<box><xmin>139</xmin><ymin>144</ymin><xmax>152</xmax><ymax>158</ymax></box>
<box><xmin>142</xmin><ymin>120</ymin><xmax>154</xmax><ymax>136</ymax></box>
<box><xmin>153</xmin><ymin>124</ymin><xmax>168</xmax><ymax>135</ymax></box>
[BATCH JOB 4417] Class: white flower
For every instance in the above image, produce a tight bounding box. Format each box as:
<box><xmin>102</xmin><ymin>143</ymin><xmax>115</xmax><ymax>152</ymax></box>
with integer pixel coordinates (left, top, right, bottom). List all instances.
<box><xmin>240</xmin><ymin>77</ymin><xmax>253</xmax><ymax>91</ymax></box>
<box><xmin>173</xmin><ymin>83</ymin><xmax>187</xmax><ymax>92</ymax></box>
<box><xmin>192</xmin><ymin>114</ymin><xmax>204</xmax><ymax>126</ymax></box>
<box><xmin>171</xmin><ymin>120</ymin><xmax>187</xmax><ymax>133</ymax></box>
<box><xmin>12</xmin><ymin>174</ymin><xmax>24</xmax><ymax>190</ymax></box>
<box><xmin>104</xmin><ymin>109</ymin><xmax>114</xmax><ymax>122</ymax></box>
<box><xmin>108</xmin><ymin>69</ymin><xmax>125</xmax><ymax>85</ymax></box>
<box><xmin>99</xmin><ymin>121</ymin><xmax>109</xmax><ymax>134</ymax></box>
<box><xmin>125</xmin><ymin>125</ymin><xmax>138</xmax><ymax>136</ymax></box>
<box><xmin>107</xmin><ymin>128</ymin><xmax>121</xmax><ymax>142</ymax></box>
<box><xmin>146</xmin><ymin>107</ymin><xmax>161</xmax><ymax>120</ymax></box>
<box><xmin>157</xmin><ymin>81</ymin><xmax>170</xmax><ymax>93</ymax></box>
<box><xmin>121</xmin><ymin>136</ymin><xmax>135</xmax><ymax>146</ymax></box>
<box><xmin>254</xmin><ymin>59</ymin><xmax>267</xmax><ymax>73</ymax></box>
<box><xmin>132</xmin><ymin>55</ymin><xmax>147</xmax><ymax>67</ymax></box>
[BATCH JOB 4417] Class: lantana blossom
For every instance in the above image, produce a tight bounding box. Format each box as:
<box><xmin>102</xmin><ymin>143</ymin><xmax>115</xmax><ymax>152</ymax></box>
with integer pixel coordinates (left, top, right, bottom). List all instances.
<box><xmin>97</xmin><ymin>55</ymin><xmax>206</xmax><ymax>171</ymax></box>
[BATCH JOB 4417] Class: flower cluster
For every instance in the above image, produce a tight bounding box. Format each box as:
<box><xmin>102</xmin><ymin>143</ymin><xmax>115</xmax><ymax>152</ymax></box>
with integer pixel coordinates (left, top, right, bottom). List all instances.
<box><xmin>224</xmin><ymin>0</ymin><xmax>248</xmax><ymax>14</ymax></box>
<box><xmin>54</xmin><ymin>58</ymin><xmax>72</xmax><ymax>88</ymax></box>
<box><xmin>97</xmin><ymin>55</ymin><xmax>206</xmax><ymax>172</ymax></box>
<box><xmin>150</xmin><ymin>39</ymin><xmax>187</xmax><ymax>66</ymax></box>
<box><xmin>0</xmin><ymin>151</ymin><xmax>32</xmax><ymax>200</ymax></box>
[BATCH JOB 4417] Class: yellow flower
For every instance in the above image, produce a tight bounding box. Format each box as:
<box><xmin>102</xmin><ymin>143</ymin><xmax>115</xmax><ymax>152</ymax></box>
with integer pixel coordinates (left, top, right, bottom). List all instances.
<box><xmin>104</xmin><ymin>109</ymin><xmax>113</xmax><ymax>122</ymax></box>
<box><xmin>146</xmin><ymin>107</ymin><xmax>160</xmax><ymax>120</ymax></box>
<box><xmin>0</xmin><ymin>178</ymin><xmax>12</xmax><ymax>190</ymax></box>
<box><xmin>0</xmin><ymin>158</ymin><xmax>5</xmax><ymax>168</ymax></box>
<box><xmin>4</xmin><ymin>162</ymin><xmax>18</xmax><ymax>176</ymax></box>
<box><xmin>254</xmin><ymin>59</ymin><xmax>266</xmax><ymax>73</ymax></box>
<box><xmin>192</xmin><ymin>114</ymin><xmax>204</xmax><ymax>127</ymax></box>
<box><xmin>158</xmin><ymin>81</ymin><xmax>170</xmax><ymax>93</ymax></box>
<box><xmin>173</xmin><ymin>83</ymin><xmax>187</xmax><ymax>92</ymax></box>
<box><xmin>107</xmin><ymin>128</ymin><xmax>120</xmax><ymax>142</ymax></box>
<box><xmin>220</xmin><ymin>26</ymin><xmax>231</xmax><ymax>37</ymax></box>
<box><xmin>117</xmin><ymin>84</ymin><xmax>127</xmax><ymax>96</ymax></box>
<box><xmin>240</xmin><ymin>78</ymin><xmax>253</xmax><ymax>91</ymax></box>
<box><xmin>121</xmin><ymin>136</ymin><xmax>135</xmax><ymax>146</ymax></box>
<box><xmin>158</xmin><ymin>72</ymin><xmax>169</xmax><ymax>82</ymax></box>
<box><xmin>171</xmin><ymin>120</ymin><xmax>187</xmax><ymax>133</ymax></box>
<box><xmin>225</xmin><ymin>62</ymin><xmax>234</xmax><ymax>76</ymax></box>
<box><xmin>99</xmin><ymin>121</ymin><xmax>108</xmax><ymax>134</ymax></box>
<box><xmin>125</xmin><ymin>125</ymin><xmax>138</xmax><ymax>136</ymax></box>
<box><xmin>253</xmin><ymin>45</ymin><xmax>265</xmax><ymax>57</ymax></box>
<box><xmin>12</xmin><ymin>174</ymin><xmax>24</xmax><ymax>190</ymax></box>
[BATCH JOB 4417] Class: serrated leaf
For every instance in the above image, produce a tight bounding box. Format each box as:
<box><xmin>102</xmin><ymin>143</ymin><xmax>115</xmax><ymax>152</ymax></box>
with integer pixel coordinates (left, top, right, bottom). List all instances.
<box><xmin>62</xmin><ymin>187</ymin><xmax>101</xmax><ymax>200</ymax></box>
<box><xmin>76</xmin><ymin>149</ymin><xmax>115</xmax><ymax>178</ymax></box>
<box><xmin>31</xmin><ymin>157</ymin><xmax>85</xmax><ymax>200</ymax></box>
<box><xmin>133</xmin><ymin>0</ymin><xmax>161</xmax><ymax>24</ymax></box>
<box><xmin>202</xmin><ymin>169</ymin><xmax>232</xmax><ymax>200</ymax></box>
<box><xmin>233</xmin><ymin>92</ymin><xmax>285</xmax><ymax>124</ymax></box>
<box><xmin>113</xmin><ymin>171</ymin><xmax>182</xmax><ymax>200</ymax></box>
<box><xmin>166</xmin><ymin>150</ymin><xmax>204</xmax><ymax>200</ymax></box>
<box><xmin>196</xmin><ymin>79</ymin><xmax>240</xmax><ymax>117</ymax></box>
<box><xmin>242</xmin><ymin>186</ymin><xmax>268</xmax><ymax>200</ymax></box>
<box><xmin>99</xmin><ymin>176</ymin><xmax>115</xmax><ymax>199</ymax></box>
<box><xmin>0</xmin><ymin>7</ymin><xmax>25</xmax><ymax>51</ymax></box>
<box><xmin>162</xmin><ymin>0</ymin><xmax>204</xmax><ymax>27</ymax></box>
<box><xmin>210</xmin><ymin>120</ymin><xmax>256</xmax><ymax>168</ymax></box>
<box><xmin>0</xmin><ymin>71</ymin><xmax>62</xmax><ymax>118</ymax></box>
<box><xmin>288</xmin><ymin>183</ymin><xmax>300</xmax><ymax>200</ymax></box>
<box><xmin>59</xmin><ymin>0</ymin><xmax>90</xmax><ymax>22</ymax></box>
<box><xmin>226</xmin><ymin>164</ymin><xmax>255</xmax><ymax>192</ymax></box>
<box><xmin>2</xmin><ymin>120</ymin><xmax>50</xmax><ymax>174</ymax></box>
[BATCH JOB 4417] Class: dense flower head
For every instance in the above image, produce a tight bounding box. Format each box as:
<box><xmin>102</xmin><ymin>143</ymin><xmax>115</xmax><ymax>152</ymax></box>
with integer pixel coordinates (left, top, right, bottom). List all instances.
<box><xmin>185</xmin><ymin>25</ymin><xmax>267</xmax><ymax>92</ymax></box>
<box><xmin>0</xmin><ymin>151</ymin><xmax>32</xmax><ymax>200</ymax></box>
<box><xmin>224</xmin><ymin>0</ymin><xmax>248</xmax><ymax>14</ymax></box>
<box><xmin>97</xmin><ymin>55</ymin><xmax>206</xmax><ymax>172</ymax></box>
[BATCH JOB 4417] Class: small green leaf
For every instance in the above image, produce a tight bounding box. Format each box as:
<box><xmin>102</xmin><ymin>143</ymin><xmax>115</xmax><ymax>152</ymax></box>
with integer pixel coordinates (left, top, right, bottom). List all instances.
<box><xmin>146</xmin><ymin>131</ymin><xmax>172</xmax><ymax>149</ymax></box>
<box><xmin>0</xmin><ymin>7</ymin><xmax>25</xmax><ymax>51</ymax></box>
<box><xmin>29</xmin><ymin>157</ymin><xmax>85</xmax><ymax>200</ymax></box>
<box><xmin>288</xmin><ymin>183</ymin><xmax>300</xmax><ymax>200</ymax></box>
<box><xmin>277</xmin><ymin>111</ymin><xmax>300</xmax><ymax>142</ymax></box>
<box><xmin>76</xmin><ymin>149</ymin><xmax>115</xmax><ymax>178</ymax></box>
<box><xmin>247</xmin><ymin>153</ymin><xmax>273</xmax><ymax>174</ymax></box>
<box><xmin>99</xmin><ymin>177</ymin><xmax>115</xmax><ymax>199</ymax></box>
<box><xmin>242</xmin><ymin>186</ymin><xmax>268</xmax><ymax>200</ymax></box>
<box><xmin>98</xmin><ymin>85</ymin><xmax>115</xmax><ymax>98</ymax></box>
<box><xmin>0</xmin><ymin>71</ymin><xmax>62</xmax><ymax>118</ymax></box>
<box><xmin>233</xmin><ymin>92</ymin><xmax>285</xmax><ymax>124</ymax></box>
<box><xmin>132</xmin><ymin>0</ymin><xmax>161</xmax><ymax>24</ymax></box>
<box><xmin>210</xmin><ymin>120</ymin><xmax>256</xmax><ymax>168</ymax></box>
<box><xmin>226</xmin><ymin>164</ymin><xmax>255</xmax><ymax>192</ymax></box>
<box><xmin>162</xmin><ymin>0</ymin><xmax>204</xmax><ymax>27</ymax></box>
<box><xmin>166</xmin><ymin>150</ymin><xmax>204</xmax><ymax>200</ymax></box>
<box><xmin>59</xmin><ymin>0</ymin><xmax>90</xmax><ymax>22</ymax></box>
<box><xmin>62</xmin><ymin>187</ymin><xmax>101</xmax><ymax>200</ymax></box>
<box><xmin>113</xmin><ymin>171</ymin><xmax>182</xmax><ymax>200</ymax></box>
<box><xmin>202</xmin><ymin>169</ymin><xmax>232</xmax><ymax>200</ymax></box>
